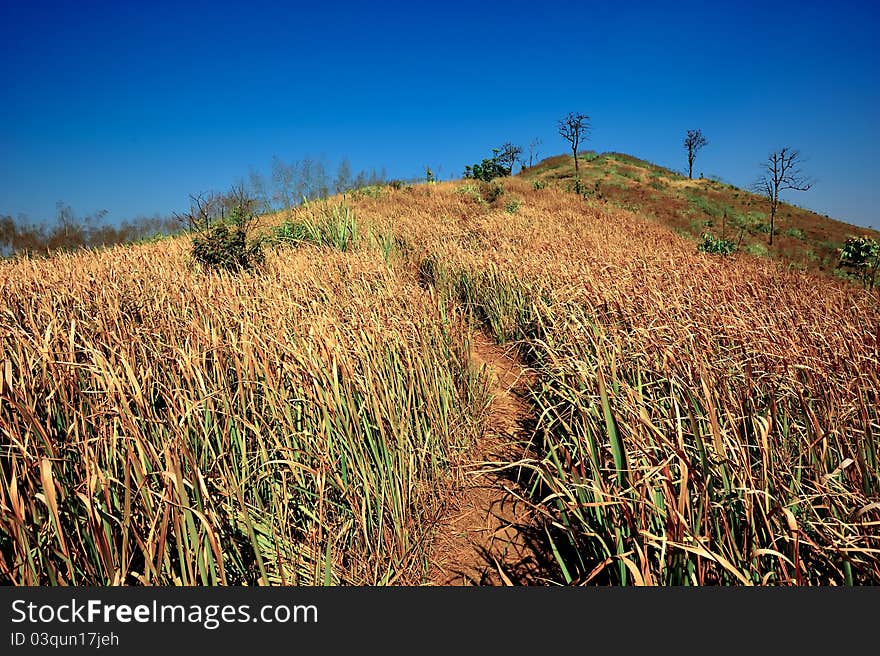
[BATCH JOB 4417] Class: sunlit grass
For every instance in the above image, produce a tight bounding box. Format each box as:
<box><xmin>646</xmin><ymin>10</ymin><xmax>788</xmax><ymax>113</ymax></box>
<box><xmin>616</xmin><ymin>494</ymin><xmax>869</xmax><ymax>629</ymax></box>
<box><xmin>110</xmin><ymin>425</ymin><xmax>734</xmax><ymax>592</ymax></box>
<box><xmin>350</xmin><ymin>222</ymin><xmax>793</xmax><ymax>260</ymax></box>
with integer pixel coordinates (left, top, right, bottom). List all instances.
<box><xmin>2</xmin><ymin>176</ymin><xmax>877</xmax><ymax>585</ymax></box>
<box><xmin>0</xmin><ymin>238</ymin><xmax>484</xmax><ymax>585</ymax></box>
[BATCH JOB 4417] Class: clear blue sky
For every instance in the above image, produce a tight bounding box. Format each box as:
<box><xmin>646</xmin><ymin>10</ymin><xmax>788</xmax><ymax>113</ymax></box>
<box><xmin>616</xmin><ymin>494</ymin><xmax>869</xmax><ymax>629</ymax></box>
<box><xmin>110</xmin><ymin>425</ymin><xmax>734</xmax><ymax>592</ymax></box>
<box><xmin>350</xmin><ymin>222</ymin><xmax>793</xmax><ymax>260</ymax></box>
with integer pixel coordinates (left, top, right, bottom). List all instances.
<box><xmin>1</xmin><ymin>0</ymin><xmax>878</xmax><ymax>228</ymax></box>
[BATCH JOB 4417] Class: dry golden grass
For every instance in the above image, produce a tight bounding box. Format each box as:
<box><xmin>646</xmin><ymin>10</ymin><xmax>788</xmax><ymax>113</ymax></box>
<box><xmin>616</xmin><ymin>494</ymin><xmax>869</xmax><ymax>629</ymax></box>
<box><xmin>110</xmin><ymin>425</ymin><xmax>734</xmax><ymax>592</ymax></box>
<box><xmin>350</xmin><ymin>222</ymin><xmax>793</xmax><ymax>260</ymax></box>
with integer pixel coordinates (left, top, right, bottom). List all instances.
<box><xmin>2</xmin><ymin>177</ymin><xmax>878</xmax><ymax>585</ymax></box>
<box><xmin>1</xmin><ymin>237</ymin><xmax>484</xmax><ymax>584</ymax></box>
<box><xmin>349</xmin><ymin>178</ymin><xmax>880</xmax><ymax>584</ymax></box>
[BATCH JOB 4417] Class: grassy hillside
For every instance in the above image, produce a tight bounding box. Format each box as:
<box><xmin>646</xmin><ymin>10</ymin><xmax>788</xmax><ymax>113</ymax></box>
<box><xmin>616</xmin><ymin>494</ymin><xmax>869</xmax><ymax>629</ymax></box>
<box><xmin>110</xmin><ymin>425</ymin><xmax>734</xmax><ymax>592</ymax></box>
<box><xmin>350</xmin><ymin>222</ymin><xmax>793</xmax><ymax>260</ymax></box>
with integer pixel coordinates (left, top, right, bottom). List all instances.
<box><xmin>521</xmin><ymin>153</ymin><xmax>880</xmax><ymax>274</ymax></box>
<box><xmin>1</xmin><ymin>175</ymin><xmax>878</xmax><ymax>585</ymax></box>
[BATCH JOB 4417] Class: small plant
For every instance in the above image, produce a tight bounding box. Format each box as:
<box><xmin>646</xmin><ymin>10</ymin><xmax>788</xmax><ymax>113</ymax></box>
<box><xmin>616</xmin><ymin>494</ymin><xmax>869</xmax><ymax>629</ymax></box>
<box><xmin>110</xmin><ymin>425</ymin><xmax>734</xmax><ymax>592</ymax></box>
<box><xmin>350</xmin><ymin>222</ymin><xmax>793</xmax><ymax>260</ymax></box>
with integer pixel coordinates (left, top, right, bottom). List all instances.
<box><xmin>480</xmin><ymin>181</ymin><xmax>505</xmax><ymax>204</ymax></box>
<box><xmin>532</xmin><ymin>179</ymin><xmax>546</xmax><ymax>190</ymax></box>
<box><xmin>697</xmin><ymin>232</ymin><xmax>736</xmax><ymax>256</ymax></box>
<box><xmin>505</xmin><ymin>198</ymin><xmax>521</xmax><ymax>214</ymax></box>
<box><xmin>785</xmin><ymin>227</ymin><xmax>805</xmax><ymax>240</ymax></box>
<box><xmin>838</xmin><ymin>235</ymin><xmax>880</xmax><ymax>289</ymax></box>
<box><xmin>272</xmin><ymin>219</ymin><xmax>314</xmax><ymax>244</ymax></box>
<box><xmin>271</xmin><ymin>202</ymin><xmax>359</xmax><ymax>252</ymax></box>
<box><xmin>581</xmin><ymin>179</ymin><xmax>603</xmax><ymax>200</ymax></box>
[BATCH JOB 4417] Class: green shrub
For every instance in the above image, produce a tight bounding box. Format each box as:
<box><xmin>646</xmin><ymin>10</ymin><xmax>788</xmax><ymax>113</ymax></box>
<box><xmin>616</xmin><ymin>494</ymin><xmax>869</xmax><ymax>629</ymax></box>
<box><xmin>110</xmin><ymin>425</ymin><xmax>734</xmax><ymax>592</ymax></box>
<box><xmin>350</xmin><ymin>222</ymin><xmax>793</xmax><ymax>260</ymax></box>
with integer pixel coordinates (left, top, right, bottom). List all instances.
<box><xmin>838</xmin><ymin>235</ymin><xmax>880</xmax><ymax>289</ymax></box>
<box><xmin>480</xmin><ymin>181</ymin><xmax>504</xmax><ymax>204</ymax></box>
<box><xmin>697</xmin><ymin>233</ymin><xmax>736</xmax><ymax>256</ymax></box>
<box><xmin>581</xmin><ymin>179</ymin><xmax>604</xmax><ymax>200</ymax></box>
<box><xmin>188</xmin><ymin>196</ymin><xmax>264</xmax><ymax>273</ymax></box>
<box><xmin>532</xmin><ymin>179</ymin><xmax>546</xmax><ymax>190</ymax></box>
<box><xmin>505</xmin><ymin>198</ymin><xmax>521</xmax><ymax>214</ymax></box>
<box><xmin>839</xmin><ymin>235</ymin><xmax>879</xmax><ymax>266</ymax></box>
<box><xmin>191</xmin><ymin>224</ymin><xmax>264</xmax><ymax>272</ymax></box>
<box><xmin>464</xmin><ymin>150</ymin><xmax>508</xmax><ymax>182</ymax></box>
<box><xmin>456</xmin><ymin>182</ymin><xmax>481</xmax><ymax>201</ymax></box>
<box><xmin>272</xmin><ymin>220</ymin><xmax>313</xmax><ymax>243</ymax></box>
<box><xmin>785</xmin><ymin>227</ymin><xmax>805</xmax><ymax>239</ymax></box>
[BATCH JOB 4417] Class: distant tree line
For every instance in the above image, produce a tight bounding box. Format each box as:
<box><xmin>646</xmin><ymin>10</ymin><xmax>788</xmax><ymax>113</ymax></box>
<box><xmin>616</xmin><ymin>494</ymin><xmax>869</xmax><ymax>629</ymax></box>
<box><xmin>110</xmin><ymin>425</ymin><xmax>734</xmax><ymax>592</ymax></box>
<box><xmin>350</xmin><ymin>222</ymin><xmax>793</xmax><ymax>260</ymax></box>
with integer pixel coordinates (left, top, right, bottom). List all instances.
<box><xmin>1</xmin><ymin>155</ymin><xmax>393</xmax><ymax>259</ymax></box>
<box><xmin>0</xmin><ymin>204</ymin><xmax>178</xmax><ymax>258</ymax></box>
<box><xmin>255</xmin><ymin>156</ymin><xmax>389</xmax><ymax>212</ymax></box>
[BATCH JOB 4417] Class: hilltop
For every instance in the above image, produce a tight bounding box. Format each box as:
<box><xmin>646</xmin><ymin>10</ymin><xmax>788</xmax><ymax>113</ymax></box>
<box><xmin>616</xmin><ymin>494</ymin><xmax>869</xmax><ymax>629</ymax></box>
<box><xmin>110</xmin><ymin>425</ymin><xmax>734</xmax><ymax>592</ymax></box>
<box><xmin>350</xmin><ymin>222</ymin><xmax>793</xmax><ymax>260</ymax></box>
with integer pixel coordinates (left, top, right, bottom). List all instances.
<box><xmin>520</xmin><ymin>152</ymin><xmax>879</xmax><ymax>275</ymax></box>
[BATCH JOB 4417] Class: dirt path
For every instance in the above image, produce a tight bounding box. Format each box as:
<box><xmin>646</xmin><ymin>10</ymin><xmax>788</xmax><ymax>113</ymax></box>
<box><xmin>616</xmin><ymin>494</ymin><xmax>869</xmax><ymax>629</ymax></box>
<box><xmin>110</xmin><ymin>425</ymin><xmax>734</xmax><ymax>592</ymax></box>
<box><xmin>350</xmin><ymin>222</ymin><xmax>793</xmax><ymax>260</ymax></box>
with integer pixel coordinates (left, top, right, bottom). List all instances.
<box><xmin>426</xmin><ymin>332</ymin><xmax>553</xmax><ymax>585</ymax></box>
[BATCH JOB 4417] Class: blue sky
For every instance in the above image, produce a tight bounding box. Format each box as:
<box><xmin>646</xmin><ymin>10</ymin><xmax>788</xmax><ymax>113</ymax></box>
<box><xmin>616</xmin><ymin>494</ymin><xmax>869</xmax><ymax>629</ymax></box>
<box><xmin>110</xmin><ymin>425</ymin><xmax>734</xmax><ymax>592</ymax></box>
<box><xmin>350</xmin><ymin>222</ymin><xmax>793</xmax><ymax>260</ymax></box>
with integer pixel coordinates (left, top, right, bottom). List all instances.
<box><xmin>1</xmin><ymin>0</ymin><xmax>877</xmax><ymax>228</ymax></box>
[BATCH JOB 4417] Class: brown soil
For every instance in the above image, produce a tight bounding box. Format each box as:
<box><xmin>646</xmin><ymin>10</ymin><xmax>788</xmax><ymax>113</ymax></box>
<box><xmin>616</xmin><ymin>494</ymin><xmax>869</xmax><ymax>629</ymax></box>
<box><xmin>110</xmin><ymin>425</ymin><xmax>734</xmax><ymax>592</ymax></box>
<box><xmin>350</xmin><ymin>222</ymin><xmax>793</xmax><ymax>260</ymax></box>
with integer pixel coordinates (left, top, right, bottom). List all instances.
<box><xmin>426</xmin><ymin>332</ymin><xmax>554</xmax><ymax>585</ymax></box>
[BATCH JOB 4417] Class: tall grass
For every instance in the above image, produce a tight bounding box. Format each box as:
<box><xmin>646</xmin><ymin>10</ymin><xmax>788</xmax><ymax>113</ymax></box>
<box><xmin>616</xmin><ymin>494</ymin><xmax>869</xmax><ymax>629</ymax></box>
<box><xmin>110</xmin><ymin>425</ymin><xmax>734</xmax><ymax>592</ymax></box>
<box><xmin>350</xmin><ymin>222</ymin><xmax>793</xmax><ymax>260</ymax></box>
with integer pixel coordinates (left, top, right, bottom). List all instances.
<box><xmin>0</xmin><ymin>238</ymin><xmax>484</xmax><ymax>585</ymax></box>
<box><xmin>271</xmin><ymin>201</ymin><xmax>360</xmax><ymax>251</ymax></box>
<box><xmin>2</xmin><ymin>178</ymin><xmax>878</xmax><ymax>586</ymax></box>
<box><xmin>349</xmin><ymin>178</ymin><xmax>880</xmax><ymax>585</ymax></box>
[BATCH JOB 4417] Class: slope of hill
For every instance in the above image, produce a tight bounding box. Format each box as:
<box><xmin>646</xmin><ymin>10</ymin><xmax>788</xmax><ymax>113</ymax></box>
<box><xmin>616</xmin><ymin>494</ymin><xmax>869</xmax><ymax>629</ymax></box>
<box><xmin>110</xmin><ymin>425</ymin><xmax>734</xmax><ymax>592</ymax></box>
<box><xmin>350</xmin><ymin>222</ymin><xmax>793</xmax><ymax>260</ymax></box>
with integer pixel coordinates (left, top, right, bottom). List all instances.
<box><xmin>1</xmin><ymin>174</ymin><xmax>878</xmax><ymax>586</ymax></box>
<box><xmin>520</xmin><ymin>153</ymin><xmax>879</xmax><ymax>275</ymax></box>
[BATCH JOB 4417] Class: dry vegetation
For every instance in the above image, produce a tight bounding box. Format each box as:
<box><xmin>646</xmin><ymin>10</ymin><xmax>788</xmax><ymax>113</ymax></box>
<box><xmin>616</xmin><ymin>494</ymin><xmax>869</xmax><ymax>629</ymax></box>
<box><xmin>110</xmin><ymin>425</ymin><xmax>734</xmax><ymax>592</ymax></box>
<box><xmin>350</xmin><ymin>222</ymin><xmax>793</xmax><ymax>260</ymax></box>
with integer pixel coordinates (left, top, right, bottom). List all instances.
<box><xmin>522</xmin><ymin>152</ymin><xmax>880</xmax><ymax>274</ymax></box>
<box><xmin>2</xmin><ymin>175</ymin><xmax>878</xmax><ymax>585</ymax></box>
<box><xmin>0</xmin><ymin>239</ymin><xmax>484</xmax><ymax>584</ymax></box>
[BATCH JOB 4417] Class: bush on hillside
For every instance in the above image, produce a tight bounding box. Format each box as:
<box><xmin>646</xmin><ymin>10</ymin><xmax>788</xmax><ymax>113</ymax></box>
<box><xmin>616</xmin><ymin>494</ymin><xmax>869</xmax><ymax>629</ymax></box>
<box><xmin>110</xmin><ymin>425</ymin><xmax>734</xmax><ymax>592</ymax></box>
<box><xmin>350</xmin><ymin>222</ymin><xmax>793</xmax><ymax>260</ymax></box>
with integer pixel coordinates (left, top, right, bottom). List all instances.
<box><xmin>838</xmin><ymin>235</ymin><xmax>880</xmax><ymax>289</ymax></box>
<box><xmin>464</xmin><ymin>148</ymin><xmax>510</xmax><ymax>182</ymax></box>
<box><xmin>187</xmin><ymin>190</ymin><xmax>264</xmax><ymax>273</ymax></box>
<box><xmin>697</xmin><ymin>233</ymin><xmax>736</xmax><ymax>256</ymax></box>
<box><xmin>480</xmin><ymin>181</ymin><xmax>505</xmax><ymax>204</ymax></box>
<box><xmin>191</xmin><ymin>220</ymin><xmax>264</xmax><ymax>273</ymax></box>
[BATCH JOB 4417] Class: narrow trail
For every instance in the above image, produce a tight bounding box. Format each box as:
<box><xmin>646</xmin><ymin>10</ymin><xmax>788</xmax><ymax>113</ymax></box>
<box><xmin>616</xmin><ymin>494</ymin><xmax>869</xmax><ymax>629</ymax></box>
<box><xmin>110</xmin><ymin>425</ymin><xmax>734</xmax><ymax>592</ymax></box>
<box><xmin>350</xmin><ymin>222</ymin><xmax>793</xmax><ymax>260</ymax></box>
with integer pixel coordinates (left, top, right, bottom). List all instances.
<box><xmin>426</xmin><ymin>332</ymin><xmax>554</xmax><ymax>585</ymax></box>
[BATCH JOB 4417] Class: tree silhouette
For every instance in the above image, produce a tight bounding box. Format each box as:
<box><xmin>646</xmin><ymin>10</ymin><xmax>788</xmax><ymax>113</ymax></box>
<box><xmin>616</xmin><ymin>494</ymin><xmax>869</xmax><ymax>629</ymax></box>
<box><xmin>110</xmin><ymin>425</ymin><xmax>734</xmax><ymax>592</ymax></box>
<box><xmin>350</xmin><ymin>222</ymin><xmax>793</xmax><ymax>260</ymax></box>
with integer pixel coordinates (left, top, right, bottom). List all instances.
<box><xmin>558</xmin><ymin>112</ymin><xmax>591</xmax><ymax>193</ymax></box>
<box><xmin>683</xmin><ymin>129</ymin><xmax>708</xmax><ymax>179</ymax></box>
<box><xmin>753</xmin><ymin>147</ymin><xmax>813</xmax><ymax>246</ymax></box>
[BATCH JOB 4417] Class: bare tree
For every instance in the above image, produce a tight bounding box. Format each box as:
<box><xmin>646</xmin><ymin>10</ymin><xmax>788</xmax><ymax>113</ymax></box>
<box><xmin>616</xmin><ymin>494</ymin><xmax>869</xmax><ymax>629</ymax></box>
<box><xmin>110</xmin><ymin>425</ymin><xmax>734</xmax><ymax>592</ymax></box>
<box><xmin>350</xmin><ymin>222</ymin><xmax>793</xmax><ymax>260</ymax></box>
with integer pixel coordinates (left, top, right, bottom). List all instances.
<box><xmin>353</xmin><ymin>169</ymin><xmax>367</xmax><ymax>189</ymax></box>
<box><xmin>225</xmin><ymin>182</ymin><xmax>259</xmax><ymax>232</ymax></box>
<box><xmin>367</xmin><ymin>167</ymin><xmax>382</xmax><ymax>186</ymax></box>
<box><xmin>557</xmin><ymin>112</ymin><xmax>591</xmax><ymax>193</ymax></box>
<box><xmin>248</xmin><ymin>169</ymin><xmax>272</xmax><ymax>213</ymax></box>
<box><xmin>313</xmin><ymin>161</ymin><xmax>329</xmax><ymax>199</ymax></box>
<box><xmin>683</xmin><ymin>129</ymin><xmax>708</xmax><ymax>179</ymax></box>
<box><xmin>300</xmin><ymin>158</ymin><xmax>314</xmax><ymax>201</ymax></box>
<box><xmin>335</xmin><ymin>158</ymin><xmax>353</xmax><ymax>194</ymax></box>
<box><xmin>271</xmin><ymin>156</ymin><xmax>296</xmax><ymax>210</ymax></box>
<box><xmin>173</xmin><ymin>192</ymin><xmax>220</xmax><ymax>232</ymax></box>
<box><xmin>497</xmin><ymin>142</ymin><xmax>523</xmax><ymax>175</ymax></box>
<box><xmin>752</xmin><ymin>147</ymin><xmax>813</xmax><ymax>246</ymax></box>
<box><xmin>527</xmin><ymin>138</ymin><xmax>542</xmax><ymax>168</ymax></box>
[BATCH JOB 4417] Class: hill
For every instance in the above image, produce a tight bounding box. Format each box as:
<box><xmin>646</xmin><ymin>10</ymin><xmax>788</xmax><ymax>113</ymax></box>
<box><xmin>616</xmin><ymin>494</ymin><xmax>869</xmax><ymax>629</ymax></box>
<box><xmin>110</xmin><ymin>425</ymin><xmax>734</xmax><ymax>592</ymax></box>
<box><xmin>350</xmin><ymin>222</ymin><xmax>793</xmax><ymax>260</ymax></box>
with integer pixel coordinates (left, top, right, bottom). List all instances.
<box><xmin>1</xmin><ymin>174</ymin><xmax>878</xmax><ymax>586</ymax></box>
<box><xmin>520</xmin><ymin>152</ymin><xmax>880</xmax><ymax>275</ymax></box>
